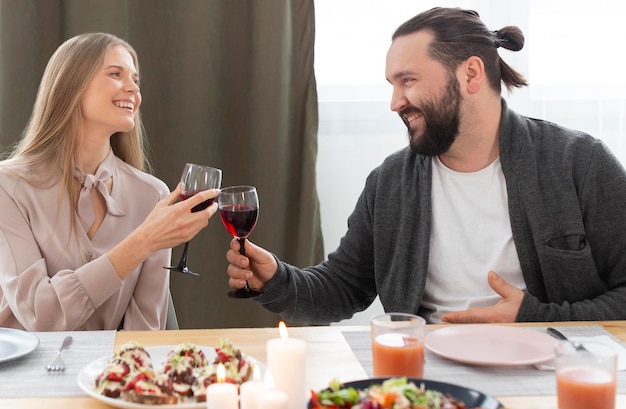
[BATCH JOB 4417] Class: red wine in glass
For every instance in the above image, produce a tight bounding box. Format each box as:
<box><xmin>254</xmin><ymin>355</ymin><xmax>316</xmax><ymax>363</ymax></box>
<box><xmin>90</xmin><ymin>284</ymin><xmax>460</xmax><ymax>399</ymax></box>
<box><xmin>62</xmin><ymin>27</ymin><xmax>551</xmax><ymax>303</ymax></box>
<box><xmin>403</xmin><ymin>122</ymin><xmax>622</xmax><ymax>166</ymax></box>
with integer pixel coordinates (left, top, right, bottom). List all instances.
<box><xmin>218</xmin><ymin>186</ymin><xmax>263</xmax><ymax>298</ymax></box>
<box><xmin>219</xmin><ymin>204</ymin><xmax>258</xmax><ymax>238</ymax></box>
<box><xmin>164</xmin><ymin>163</ymin><xmax>222</xmax><ymax>276</ymax></box>
<box><xmin>182</xmin><ymin>190</ymin><xmax>216</xmax><ymax>212</ymax></box>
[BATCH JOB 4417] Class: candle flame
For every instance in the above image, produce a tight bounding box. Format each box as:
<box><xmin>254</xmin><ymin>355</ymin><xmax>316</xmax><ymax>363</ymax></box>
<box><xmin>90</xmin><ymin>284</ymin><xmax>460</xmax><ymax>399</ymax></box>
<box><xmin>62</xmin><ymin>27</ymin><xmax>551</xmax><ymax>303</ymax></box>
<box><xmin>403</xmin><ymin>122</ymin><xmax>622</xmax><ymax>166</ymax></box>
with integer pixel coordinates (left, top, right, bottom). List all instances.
<box><xmin>252</xmin><ymin>364</ymin><xmax>261</xmax><ymax>382</ymax></box>
<box><xmin>216</xmin><ymin>362</ymin><xmax>226</xmax><ymax>383</ymax></box>
<box><xmin>264</xmin><ymin>370</ymin><xmax>275</xmax><ymax>389</ymax></box>
<box><xmin>279</xmin><ymin>321</ymin><xmax>288</xmax><ymax>341</ymax></box>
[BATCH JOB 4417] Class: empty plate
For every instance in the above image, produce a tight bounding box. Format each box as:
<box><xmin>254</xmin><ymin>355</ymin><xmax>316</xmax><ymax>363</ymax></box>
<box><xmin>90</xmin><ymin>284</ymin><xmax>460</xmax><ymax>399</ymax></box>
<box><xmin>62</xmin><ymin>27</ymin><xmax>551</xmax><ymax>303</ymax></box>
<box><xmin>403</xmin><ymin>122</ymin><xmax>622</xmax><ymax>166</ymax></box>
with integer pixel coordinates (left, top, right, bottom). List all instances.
<box><xmin>0</xmin><ymin>327</ymin><xmax>40</xmax><ymax>364</ymax></box>
<box><xmin>425</xmin><ymin>325</ymin><xmax>555</xmax><ymax>366</ymax></box>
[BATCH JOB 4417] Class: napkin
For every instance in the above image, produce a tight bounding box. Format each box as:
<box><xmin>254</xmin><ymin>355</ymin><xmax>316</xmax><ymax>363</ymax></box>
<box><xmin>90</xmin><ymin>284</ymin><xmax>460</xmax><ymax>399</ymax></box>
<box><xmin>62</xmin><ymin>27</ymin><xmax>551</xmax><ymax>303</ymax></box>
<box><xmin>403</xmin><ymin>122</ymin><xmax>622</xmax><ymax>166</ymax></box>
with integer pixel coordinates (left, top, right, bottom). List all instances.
<box><xmin>535</xmin><ymin>335</ymin><xmax>626</xmax><ymax>371</ymax></box>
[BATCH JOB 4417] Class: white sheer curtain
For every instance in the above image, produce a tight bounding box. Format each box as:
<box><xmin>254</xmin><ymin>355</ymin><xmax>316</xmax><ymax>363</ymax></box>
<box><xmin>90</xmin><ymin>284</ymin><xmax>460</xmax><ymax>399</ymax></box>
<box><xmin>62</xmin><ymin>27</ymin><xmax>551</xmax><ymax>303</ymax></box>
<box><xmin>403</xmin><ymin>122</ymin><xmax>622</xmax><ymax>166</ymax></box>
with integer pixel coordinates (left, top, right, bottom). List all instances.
<box><xmin>314</xmin><ymin>0</ymin><xmax>626</xmax><ymax>324</ymax></box>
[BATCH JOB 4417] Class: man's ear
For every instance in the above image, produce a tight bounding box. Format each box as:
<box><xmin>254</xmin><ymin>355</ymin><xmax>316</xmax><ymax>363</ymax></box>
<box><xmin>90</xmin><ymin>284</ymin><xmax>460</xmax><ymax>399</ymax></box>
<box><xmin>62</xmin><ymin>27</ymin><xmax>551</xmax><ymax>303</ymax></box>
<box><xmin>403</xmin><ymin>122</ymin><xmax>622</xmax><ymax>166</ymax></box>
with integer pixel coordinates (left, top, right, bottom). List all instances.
<box><xmin>463</xmin><ymin>56</ymin><xmax>485</xmax><ymax>94</ymax></box>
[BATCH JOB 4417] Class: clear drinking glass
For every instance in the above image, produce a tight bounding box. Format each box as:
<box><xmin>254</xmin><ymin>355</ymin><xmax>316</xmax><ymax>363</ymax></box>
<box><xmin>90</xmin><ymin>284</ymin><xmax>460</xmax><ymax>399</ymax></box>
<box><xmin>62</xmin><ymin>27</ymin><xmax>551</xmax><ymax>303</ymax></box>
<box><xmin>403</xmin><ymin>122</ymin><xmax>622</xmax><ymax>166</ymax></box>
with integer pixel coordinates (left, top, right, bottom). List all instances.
<box><xmin>555</xmin><ymin>339</ymin><xmax>617</xmax><ymax>409</ymax></box>
<box><xmin>370</xmin><ymin>312</ymin><xmax>425</xmax><ymax>378</ymax></box>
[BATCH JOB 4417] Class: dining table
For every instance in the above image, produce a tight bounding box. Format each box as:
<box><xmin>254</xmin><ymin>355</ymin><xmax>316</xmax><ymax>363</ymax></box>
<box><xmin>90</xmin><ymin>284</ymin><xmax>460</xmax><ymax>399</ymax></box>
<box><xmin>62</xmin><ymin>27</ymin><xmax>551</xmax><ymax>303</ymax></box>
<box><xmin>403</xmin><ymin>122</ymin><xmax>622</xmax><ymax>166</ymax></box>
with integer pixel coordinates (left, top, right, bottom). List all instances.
<box><xmin>2</xmin><ymin>320</ymin><xmax>626</xmax><ymax>409</ymax></box>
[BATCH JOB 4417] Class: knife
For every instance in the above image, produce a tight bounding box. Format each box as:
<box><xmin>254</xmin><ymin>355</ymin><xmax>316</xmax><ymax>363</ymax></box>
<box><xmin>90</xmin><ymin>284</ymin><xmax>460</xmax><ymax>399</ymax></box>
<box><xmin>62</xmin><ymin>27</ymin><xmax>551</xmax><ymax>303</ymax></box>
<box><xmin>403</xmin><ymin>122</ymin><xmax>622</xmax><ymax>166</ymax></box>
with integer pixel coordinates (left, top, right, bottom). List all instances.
<box><xmin>547</xmin><ymin>327</ymin><xmax>590</xmax><ymax>352</ymax></box>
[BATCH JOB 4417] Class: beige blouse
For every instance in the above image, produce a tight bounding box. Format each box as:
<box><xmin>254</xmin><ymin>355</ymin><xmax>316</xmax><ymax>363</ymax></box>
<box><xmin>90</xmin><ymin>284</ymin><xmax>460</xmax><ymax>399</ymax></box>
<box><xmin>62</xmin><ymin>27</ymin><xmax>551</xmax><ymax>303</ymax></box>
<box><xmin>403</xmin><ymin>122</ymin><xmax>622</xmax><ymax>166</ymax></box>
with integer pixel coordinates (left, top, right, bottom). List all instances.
<box><xmin>0</xmin><ymin>151</ymin><xmax>171</xmax><ymax>331</ymax></box>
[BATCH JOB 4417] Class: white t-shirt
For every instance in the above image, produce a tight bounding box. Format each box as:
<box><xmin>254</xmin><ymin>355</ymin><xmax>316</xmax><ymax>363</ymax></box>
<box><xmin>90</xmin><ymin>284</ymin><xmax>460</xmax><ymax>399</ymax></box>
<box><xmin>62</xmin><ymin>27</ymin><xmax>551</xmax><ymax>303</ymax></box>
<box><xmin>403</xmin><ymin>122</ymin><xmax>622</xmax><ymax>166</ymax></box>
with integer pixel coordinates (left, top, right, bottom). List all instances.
<box><xmin>421</xmin><ymin>156</ymin><xmax>526</xmax><ymax>323</ymax></box>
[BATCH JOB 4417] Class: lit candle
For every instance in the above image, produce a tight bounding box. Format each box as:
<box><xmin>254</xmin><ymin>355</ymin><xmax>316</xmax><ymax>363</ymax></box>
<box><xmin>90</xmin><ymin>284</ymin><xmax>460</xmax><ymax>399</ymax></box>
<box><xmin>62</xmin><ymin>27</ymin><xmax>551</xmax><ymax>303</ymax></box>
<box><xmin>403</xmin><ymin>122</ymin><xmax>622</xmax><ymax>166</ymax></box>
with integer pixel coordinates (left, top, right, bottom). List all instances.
<box><xmin>205</xmin><ymin>363</ymin><xmax>238</xmax><ymax>409</ymax></box>
<box><xmin>240</xmin><ymin>365</ymin><xmax>266</xmax><ymax>409</ymax></box>
<box><xmin>257</xmin><ymin>371</ymin><xmax>288</xmax><ymax>409</ymax></box>
<box><xmin>266</xmin><ymin>321</ymin><xmax>307</xmax><ymax>409</ymax></box>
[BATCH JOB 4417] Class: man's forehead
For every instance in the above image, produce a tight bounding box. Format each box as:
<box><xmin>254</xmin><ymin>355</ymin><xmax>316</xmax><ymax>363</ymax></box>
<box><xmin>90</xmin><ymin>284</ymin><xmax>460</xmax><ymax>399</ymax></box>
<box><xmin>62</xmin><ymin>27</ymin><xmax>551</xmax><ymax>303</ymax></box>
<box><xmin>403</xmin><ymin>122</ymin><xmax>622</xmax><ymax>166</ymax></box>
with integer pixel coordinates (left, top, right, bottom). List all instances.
<box><xmin>386</xmin><ymin>31</ymin><xmax>435</xmax><ymax>77</ymax></box>
<box><xmin>389</xmin><ymin>30</ymin><xmax>434</xmax><ymax>57</ymax></box>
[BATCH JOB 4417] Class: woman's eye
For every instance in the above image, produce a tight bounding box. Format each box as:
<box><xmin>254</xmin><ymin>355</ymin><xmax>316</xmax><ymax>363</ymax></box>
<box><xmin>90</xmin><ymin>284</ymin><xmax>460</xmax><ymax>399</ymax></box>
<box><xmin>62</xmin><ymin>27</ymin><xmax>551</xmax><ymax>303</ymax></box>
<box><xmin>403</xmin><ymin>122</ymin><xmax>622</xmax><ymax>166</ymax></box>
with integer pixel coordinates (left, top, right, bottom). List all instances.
<box><xmin>110</xmin><ymin>72</ymin><xmax>120</xmax><ymax>78</ymax></box>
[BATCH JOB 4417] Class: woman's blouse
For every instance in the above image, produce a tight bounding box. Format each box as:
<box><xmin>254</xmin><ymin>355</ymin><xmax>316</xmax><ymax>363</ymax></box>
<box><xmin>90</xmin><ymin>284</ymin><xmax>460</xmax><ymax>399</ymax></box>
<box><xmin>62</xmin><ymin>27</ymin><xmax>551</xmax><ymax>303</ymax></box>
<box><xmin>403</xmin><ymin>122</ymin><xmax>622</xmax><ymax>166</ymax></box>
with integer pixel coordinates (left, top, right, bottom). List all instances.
<box><xmin>0</xmin><ymin>151</ymin><xmax>171</xmax><ymax>331</ymax></box>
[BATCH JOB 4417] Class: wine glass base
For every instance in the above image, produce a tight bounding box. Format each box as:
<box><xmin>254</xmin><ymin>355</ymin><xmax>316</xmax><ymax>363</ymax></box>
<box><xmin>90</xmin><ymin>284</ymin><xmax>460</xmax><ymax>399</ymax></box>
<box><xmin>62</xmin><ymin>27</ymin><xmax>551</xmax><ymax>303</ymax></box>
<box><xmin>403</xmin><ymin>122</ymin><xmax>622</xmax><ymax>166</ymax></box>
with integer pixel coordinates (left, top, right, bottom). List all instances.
<box><xmin>163</xmin><ymin>266</ymin><xmax>200</xmax><ymax>276</ymax></box>
<box><xmin>227</xmin><ymin>288</ymin><xmax>263</xmax><ymax>299</ymax></box>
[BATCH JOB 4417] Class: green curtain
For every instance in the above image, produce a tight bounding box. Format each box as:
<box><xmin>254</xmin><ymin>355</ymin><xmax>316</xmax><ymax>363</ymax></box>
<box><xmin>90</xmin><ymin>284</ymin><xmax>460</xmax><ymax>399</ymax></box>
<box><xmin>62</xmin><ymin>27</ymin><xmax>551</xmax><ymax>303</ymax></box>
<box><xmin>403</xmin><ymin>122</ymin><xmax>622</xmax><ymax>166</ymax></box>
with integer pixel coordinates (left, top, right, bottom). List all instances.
<box><xmin>0</xmin><ymin>0</ymin><xmax>324</xmax><ymax>329</ymax></box>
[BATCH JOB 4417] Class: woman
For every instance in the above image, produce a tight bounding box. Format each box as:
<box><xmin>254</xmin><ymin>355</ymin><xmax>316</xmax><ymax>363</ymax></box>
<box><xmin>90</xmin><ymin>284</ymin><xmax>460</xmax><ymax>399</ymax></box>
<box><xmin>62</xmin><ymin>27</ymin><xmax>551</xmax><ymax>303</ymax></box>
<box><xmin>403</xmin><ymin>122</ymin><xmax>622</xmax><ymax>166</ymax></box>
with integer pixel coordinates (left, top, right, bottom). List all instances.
<box><xmin>0</xmin><ymin>33</ymin><xmax>218</xmax><ymax>331</ymax></box>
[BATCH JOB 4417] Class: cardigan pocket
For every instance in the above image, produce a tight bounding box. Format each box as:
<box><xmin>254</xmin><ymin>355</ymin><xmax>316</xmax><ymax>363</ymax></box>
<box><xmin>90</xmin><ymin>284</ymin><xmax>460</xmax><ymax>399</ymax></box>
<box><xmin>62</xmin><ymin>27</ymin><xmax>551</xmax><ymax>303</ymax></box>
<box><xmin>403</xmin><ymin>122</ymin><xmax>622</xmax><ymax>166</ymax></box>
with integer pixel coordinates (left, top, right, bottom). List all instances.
<box><xmin>547</xmin><ymin>234</ymin><xmax>586</xmax><ymax>251</ymax></box>
<box><xmin>540</xmin><ymin>234</ymin><xmax>604</xmax><ymax>302</ymax></box>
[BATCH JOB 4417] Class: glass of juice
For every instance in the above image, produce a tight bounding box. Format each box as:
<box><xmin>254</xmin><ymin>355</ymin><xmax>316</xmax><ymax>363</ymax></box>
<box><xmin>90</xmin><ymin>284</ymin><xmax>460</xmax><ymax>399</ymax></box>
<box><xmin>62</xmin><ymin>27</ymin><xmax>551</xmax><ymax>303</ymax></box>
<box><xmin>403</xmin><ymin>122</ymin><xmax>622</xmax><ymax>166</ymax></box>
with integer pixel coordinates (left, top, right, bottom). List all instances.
<box><xmin>370</xmin><ymin>312</ymin><xmax>425</xmax><ymax>378</ymax></box>
<box><xmin>555</xmin><ymin>339</ymin><xmax>617</xmax><ymax>409</ymax></box>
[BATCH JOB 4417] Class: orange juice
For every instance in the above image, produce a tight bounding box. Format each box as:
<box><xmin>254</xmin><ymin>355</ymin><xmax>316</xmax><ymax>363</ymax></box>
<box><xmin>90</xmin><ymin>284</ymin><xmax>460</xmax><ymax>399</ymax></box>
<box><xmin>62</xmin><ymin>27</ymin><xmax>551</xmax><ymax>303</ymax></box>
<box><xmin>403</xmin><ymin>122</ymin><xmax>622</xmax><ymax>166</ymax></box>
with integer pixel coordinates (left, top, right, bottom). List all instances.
<box><xmin>557</xmin><ymin>367</ymin><xmax>616</xmax><ymax>409</ymax></box>
<box><xmin>372</xmin><ymin>333</ymin><xmax>424</xmax><ymax>377</ymax></box>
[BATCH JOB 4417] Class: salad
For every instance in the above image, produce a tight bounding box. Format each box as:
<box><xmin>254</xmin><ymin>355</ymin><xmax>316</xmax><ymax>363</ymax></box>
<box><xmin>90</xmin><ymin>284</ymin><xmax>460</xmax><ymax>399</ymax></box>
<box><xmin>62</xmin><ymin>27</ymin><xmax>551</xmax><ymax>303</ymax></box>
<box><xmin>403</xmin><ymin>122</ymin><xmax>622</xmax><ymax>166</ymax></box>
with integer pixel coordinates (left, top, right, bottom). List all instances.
<box><xmin>310</xmin><ymin>377</ymin><xmax>473</xmax><ymax>409</ymax></box>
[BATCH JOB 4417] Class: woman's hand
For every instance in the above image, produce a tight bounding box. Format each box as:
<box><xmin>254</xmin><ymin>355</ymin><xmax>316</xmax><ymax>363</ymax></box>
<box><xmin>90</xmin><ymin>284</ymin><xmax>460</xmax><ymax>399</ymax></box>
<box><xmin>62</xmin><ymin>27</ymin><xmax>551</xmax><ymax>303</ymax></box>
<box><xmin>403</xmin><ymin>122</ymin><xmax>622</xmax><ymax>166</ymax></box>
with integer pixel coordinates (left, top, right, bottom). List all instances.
<box><xmin>108</xmin><ymin>184</ymin><xmax>219</xmax><ymax>279</ymax></box>
<box><xmin>138</xmin><ymin>184</ymin><xmax>219</xmax><ymax>252</ymax></box>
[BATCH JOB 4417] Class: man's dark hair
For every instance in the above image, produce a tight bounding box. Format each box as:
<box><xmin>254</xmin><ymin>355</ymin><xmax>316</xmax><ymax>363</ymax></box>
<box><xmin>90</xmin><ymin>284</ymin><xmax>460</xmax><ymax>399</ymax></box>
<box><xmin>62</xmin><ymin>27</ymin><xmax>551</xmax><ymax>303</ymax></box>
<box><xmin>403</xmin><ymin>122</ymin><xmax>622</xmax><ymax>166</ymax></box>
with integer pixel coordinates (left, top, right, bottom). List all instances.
<box><xmin>393</xmin><ymin>7</ymin><xmax>528</xmax><ymax>92</ymax></box>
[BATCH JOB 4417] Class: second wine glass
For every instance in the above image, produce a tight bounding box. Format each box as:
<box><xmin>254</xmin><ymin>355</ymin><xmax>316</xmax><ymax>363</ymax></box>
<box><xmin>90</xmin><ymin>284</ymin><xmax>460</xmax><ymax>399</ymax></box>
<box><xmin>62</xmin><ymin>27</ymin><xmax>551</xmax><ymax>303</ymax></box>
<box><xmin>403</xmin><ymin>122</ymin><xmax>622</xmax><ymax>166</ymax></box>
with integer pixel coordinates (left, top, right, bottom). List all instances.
<box><xmin>218</xmin><ymin>185</ymin><xmax>263</xmax><ymax>298</ymax></box>
<box><xmin>165</xmin><ymin>163</ymin><xmax>222</xmax><ymax>276</ymax></box>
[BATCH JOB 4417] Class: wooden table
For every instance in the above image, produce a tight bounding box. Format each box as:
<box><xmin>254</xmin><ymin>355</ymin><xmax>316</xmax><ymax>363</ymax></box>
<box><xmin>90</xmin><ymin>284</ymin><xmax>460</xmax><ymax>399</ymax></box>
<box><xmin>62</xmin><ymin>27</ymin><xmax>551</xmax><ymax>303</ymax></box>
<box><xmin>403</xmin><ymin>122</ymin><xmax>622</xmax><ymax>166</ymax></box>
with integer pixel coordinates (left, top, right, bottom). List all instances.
<box><xmin>4</xmin><ymin>321</ymin><xmax>626</xmax><ymax>408</ymax></box>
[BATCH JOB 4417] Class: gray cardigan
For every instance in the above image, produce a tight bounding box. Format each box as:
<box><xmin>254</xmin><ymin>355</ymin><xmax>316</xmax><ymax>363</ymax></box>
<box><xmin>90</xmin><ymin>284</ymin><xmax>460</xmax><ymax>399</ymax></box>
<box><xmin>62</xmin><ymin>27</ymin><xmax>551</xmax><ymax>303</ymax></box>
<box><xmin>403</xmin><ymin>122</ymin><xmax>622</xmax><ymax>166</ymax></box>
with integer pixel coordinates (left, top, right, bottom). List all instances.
<box><xmin>257</xmin><ymin>100</ymin><xmax>626</xmax><ymax>323</ymax></box>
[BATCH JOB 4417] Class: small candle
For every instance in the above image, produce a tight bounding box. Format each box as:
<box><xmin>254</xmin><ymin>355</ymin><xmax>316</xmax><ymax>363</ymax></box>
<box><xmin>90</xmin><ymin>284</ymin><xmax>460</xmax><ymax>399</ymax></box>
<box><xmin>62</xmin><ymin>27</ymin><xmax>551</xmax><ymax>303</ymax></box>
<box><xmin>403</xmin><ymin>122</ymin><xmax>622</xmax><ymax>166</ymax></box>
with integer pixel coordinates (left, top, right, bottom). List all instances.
<box><xmin>266</xmin><ymin>321</ymin><xmax>307</xmax><ymax>409</ymax></box>
<box><xmin>257</xmin><ymin>371</ymin><xmax>288</xmax><ymax>409</ymax></box>
<box><xmin>206</xmin><ymin>363</ymin><xmax>238</xmax><ymax>409</ymax></box>
<box><xmin>240</xmin><ymin>365</ymin><xmax>266</xmax><ymax>409</ymax></box>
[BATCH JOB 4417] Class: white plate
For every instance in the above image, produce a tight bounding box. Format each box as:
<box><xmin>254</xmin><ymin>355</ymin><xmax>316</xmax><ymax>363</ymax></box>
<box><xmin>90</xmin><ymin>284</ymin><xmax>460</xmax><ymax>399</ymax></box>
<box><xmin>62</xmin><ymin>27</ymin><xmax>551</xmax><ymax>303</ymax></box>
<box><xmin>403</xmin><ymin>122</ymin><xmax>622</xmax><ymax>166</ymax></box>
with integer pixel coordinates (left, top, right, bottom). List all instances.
<box><xmin>0</xmin><ymin>327</ymin><xmax>39</xmax><ymax>364</ymax></box>
<box><xmin>77</xmin><ymin>345</ymin><xmax>263</xmax><ymax>409</ymax></box>
<box><xmin>425</xmin><ymin>325</ymin><xmax>556</xmax><ymax>366</ymax></box>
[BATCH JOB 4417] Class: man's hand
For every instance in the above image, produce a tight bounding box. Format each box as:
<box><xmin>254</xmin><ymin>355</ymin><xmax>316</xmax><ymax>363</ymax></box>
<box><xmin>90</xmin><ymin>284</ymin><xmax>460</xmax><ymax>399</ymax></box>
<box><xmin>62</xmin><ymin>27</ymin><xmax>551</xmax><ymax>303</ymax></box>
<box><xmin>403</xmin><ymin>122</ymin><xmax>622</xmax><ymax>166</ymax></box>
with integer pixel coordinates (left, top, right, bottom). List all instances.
<box><xmin>225</xmin><ymin>238</ymin><xmax>277</xmax><ymax>291</ymax></box>
<box><xmin>441</xmin><ymin>271</ymin><xmax>523</xmax><ymax>323</ymax></box>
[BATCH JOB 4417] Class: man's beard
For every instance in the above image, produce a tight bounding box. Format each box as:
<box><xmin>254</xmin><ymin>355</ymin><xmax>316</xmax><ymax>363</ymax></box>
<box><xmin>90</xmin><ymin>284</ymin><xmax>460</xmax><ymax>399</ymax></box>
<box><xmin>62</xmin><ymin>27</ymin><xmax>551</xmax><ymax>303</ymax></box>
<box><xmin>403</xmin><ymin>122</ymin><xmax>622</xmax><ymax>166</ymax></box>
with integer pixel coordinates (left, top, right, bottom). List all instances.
<box><xmin>401</xmin><ymin>76</ymin><xmax>461</xmax><ymax>156</ymax></box>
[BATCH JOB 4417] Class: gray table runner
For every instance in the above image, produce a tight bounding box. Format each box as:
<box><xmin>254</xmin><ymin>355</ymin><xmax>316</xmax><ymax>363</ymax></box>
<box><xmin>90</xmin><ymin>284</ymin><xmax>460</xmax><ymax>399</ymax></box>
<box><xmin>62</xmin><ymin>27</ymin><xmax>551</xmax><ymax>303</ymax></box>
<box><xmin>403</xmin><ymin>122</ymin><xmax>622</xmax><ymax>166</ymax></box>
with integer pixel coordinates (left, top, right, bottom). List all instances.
<box><xmin>0</xmin><ymin>330</ymin><xmax>116</xmax><ymax>398</ymax></box>
<box><xmin>342</xmin><ymin>325</ymin><xmax>626</xmax><ymax>397</ymax></box>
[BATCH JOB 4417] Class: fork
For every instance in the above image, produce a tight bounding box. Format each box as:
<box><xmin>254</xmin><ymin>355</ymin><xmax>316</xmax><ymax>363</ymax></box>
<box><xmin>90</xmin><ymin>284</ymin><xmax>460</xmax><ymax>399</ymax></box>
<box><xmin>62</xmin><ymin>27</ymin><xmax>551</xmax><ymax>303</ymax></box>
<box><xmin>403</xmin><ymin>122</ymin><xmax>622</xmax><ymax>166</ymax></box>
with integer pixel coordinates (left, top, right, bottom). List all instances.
<box><xmin>45</xmin><ymin>335</ymin><xmax>73</xmax><ymax>372</ymax></box>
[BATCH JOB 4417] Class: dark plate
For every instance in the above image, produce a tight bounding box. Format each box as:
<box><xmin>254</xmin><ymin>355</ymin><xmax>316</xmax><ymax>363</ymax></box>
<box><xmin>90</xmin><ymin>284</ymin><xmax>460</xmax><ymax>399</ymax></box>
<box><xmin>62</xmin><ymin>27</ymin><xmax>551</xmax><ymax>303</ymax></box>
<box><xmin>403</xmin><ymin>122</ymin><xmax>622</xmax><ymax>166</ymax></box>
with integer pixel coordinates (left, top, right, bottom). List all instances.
<box><xmin>309</xmin><ymin>377</ymin><xmax>504</xmax><ymax>409</ymax></box>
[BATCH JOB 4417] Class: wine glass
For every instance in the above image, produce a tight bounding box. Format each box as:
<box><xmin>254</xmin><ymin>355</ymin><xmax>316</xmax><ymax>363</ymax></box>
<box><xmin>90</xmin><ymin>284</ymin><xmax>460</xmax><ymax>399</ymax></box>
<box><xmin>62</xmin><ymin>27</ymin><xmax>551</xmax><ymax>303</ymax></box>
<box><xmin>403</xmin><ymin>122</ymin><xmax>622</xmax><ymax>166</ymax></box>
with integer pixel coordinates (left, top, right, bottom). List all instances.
<box><xmin>218</xmin><ymin>185</ymin><xmax>263</xmax><ymax>298</ymax></box>
<box><xmin>164</xmin><ymin>163</ymin><xmax>222</xmax><ymax>276</ymax></box>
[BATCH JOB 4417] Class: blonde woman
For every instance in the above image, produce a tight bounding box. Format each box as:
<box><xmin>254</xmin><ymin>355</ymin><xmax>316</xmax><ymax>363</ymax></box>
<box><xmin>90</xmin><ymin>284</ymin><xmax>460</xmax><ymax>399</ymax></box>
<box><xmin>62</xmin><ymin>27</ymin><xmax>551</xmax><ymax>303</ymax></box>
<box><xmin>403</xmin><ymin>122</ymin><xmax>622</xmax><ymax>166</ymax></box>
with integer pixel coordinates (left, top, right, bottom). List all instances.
<box><xmin>0</xmin><ymin>33</ymin><xmax>218</xmax><ymax>331</ymax></box>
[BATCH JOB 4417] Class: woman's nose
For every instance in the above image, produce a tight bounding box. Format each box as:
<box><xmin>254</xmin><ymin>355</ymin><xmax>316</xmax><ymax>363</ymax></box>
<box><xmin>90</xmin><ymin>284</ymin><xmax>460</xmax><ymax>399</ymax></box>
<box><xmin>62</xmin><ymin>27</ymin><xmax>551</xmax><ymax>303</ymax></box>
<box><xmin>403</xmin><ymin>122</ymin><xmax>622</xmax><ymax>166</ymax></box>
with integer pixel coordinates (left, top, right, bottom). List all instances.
<box><xmin>125</xmin><ymin>78</ymin><xmax>140</xmax><ymax>93</ymax></box>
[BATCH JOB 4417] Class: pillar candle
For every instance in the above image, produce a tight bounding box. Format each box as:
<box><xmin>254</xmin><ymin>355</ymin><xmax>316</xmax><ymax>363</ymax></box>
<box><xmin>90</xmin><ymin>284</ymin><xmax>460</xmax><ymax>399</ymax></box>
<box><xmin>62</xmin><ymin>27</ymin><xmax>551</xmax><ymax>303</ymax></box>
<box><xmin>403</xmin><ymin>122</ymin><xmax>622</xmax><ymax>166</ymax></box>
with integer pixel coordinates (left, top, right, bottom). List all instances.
<box><xmin>266</xmin><ymin>321</ymin><xmax>307</xmax><ymax>409</ymax></box>
<box><xmin>240</xmin><ymin>365</ymin><xmax>266</xmax><ymax>409</ymax></box>
<box><xmin>257</xmin><ymin>371</ymin><xmax>288</xmax><ymax>409</ymax></box>
<box><xmin>205</xmin><ymin>363</ymin><xmax>238</xmax><ymax>409</ymax></box>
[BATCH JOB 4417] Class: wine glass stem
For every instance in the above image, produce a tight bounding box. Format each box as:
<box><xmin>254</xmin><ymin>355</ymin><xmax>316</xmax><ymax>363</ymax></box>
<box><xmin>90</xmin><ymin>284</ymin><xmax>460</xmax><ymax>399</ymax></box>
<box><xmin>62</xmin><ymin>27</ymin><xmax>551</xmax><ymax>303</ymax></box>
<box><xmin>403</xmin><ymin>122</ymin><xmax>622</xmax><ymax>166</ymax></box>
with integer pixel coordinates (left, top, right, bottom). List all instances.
<box><xmin>238</xmin><ymin>238</ymin><xmax>251</xmax><ymax>292</ymax></box>
<box><xmin>179</xmin><ymin>241</ymin><xmax>190</xmax><ymax>268</ymax></box>
<box><xmin>238</xmin><ymin>238</ymin><xmax>246</xmax><ymax>256</ymax></box>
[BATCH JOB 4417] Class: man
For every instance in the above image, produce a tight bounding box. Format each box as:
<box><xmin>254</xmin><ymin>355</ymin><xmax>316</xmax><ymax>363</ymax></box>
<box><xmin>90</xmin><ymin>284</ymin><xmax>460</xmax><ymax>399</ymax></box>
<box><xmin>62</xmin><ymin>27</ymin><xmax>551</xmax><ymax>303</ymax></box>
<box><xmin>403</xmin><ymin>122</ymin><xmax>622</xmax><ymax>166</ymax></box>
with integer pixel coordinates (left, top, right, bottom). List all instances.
<box><xmin>225</xmin><ymin>7</ymin><xmax>626</xmax><ymax>323</ymax></box>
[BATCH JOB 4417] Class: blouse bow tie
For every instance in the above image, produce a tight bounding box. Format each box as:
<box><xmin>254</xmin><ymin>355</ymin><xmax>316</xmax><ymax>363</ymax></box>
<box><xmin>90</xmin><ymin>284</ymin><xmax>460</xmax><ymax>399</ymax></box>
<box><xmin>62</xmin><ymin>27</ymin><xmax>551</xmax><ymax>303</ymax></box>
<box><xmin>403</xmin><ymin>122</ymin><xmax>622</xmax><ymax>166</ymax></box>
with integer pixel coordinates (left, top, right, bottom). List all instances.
<box><xmin>75</xmin><ymin>167</ymin><xmax>125</xmax><ymax>229</ymax></box>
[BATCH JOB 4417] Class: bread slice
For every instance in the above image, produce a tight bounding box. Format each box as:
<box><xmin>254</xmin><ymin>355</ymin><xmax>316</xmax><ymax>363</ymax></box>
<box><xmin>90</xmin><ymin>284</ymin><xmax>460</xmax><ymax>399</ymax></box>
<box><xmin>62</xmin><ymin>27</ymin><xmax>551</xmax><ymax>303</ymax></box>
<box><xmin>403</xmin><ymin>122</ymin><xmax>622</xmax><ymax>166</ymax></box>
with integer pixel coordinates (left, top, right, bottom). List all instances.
<box><xmin>121</xmin><ymin>369</ymin><xmax>178</xmax><ymax>405</ymax></box>
<box><xmin>122</xmin><ymin>390</ymin><xmax>178</xmax><ymax>405</ymax></box>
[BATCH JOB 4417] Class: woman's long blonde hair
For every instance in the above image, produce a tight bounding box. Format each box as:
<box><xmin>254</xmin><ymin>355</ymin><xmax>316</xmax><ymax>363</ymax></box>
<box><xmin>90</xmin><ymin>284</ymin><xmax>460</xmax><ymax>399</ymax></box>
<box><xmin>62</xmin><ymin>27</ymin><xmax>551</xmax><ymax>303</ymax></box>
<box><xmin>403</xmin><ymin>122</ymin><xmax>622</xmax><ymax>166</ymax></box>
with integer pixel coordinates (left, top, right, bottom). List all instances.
<box><xmin>4</xmin><ymin>33</ymin><xmax>150</xmax><ymax>227</ymax></box>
